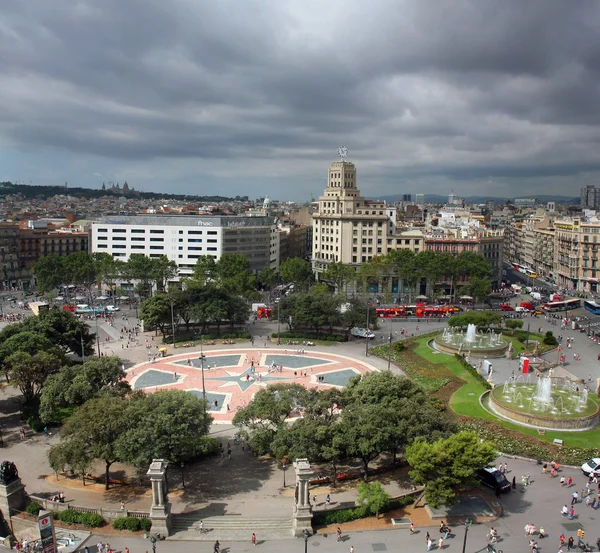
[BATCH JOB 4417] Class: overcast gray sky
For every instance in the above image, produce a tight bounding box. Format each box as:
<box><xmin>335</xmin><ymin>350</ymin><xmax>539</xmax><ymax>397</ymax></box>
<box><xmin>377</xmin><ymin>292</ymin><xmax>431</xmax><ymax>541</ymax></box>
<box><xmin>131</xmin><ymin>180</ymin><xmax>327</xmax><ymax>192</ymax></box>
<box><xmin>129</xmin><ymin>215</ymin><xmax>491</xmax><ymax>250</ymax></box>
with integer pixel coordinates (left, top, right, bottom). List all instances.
<box><xmin>1</xmin><ymin>0</ymin><xmax>599</xmax><ymax>200</ymax></box>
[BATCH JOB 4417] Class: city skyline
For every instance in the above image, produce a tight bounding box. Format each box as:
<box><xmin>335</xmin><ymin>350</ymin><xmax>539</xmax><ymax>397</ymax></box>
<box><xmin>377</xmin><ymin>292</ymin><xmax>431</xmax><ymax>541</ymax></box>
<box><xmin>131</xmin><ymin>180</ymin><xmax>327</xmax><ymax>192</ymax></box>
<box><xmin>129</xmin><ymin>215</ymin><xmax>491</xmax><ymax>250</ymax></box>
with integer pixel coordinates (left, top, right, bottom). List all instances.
<box><xmin>1</xmin><ymin>1</ymin><xmax>600</xmax><ymax>200</ymax></box>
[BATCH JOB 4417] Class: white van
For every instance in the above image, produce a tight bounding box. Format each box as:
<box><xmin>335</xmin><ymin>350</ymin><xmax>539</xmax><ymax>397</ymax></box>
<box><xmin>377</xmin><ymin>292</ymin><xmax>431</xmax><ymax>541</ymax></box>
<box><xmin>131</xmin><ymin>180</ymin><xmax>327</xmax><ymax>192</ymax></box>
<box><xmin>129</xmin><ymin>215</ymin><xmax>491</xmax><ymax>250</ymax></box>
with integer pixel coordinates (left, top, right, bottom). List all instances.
<box><xmin>351</xmin><ymin>327</ymin><xmax>375</xmax><ymax>339</ymax></box>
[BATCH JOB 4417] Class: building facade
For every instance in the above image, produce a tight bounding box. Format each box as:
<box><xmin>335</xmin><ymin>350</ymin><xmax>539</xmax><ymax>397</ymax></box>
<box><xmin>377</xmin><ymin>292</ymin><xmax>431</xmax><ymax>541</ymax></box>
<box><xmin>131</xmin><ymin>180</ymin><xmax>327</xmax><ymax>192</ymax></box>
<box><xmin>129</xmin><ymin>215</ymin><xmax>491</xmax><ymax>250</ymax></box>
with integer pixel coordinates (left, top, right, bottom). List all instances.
<box><xmin>581</xmin><ymin>185</ymin><xmax>598</xmax><ymax>209</ymax></box>
<box><xmin>90</xmin><ymin>215</ymin><xmax>277</xmax><ymax>279</ymax></box>
<box><xmin>312</xmin><ymin>160</ymin><xmax>389</xmax><ymax>275</ymax></box>
<box><xmin>554</xmin><ymin>218</ymin><xmax>600</xmax><ymax>293</ymax></box>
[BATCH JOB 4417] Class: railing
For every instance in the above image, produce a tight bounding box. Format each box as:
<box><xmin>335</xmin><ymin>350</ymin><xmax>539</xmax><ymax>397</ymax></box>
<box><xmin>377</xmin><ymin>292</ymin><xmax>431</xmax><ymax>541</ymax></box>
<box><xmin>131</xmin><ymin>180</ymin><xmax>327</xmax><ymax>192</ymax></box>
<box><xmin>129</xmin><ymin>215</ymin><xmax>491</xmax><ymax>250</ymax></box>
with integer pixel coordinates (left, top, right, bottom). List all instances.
<box><xmin>28</xmin><ymin>495</ymin><xmax>149</xmax><ymax>522</ymax></box>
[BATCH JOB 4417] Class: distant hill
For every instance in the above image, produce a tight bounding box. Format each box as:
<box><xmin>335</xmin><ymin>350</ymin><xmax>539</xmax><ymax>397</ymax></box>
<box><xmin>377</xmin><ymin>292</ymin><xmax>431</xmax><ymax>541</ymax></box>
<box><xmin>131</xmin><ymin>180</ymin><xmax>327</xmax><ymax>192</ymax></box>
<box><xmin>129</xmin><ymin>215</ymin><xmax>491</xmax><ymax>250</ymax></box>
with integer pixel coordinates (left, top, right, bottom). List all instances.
<box><xmin>373</xmin><ymin>193</ymin><xmax>579</xmax><ymax>204</ymax></box>
<box><xmin>0</xmin><ymin>181</ymin><xmax>233</xmax><ymax>202</ymax></box>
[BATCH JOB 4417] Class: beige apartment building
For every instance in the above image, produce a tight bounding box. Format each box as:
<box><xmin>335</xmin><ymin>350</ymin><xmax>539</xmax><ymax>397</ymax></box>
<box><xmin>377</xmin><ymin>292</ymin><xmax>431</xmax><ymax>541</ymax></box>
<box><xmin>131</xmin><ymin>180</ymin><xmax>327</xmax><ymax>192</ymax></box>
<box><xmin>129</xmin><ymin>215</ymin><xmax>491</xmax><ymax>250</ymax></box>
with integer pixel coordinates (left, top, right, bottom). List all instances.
<box><xmin>312</xmin><ymin>160</ymin><xmax>389</xmax><ymax>275</ymax></box>
<box><xmin>554</xmin><ymin>218</ymin><xmax>600</xmax><ymax>293</ymax></box>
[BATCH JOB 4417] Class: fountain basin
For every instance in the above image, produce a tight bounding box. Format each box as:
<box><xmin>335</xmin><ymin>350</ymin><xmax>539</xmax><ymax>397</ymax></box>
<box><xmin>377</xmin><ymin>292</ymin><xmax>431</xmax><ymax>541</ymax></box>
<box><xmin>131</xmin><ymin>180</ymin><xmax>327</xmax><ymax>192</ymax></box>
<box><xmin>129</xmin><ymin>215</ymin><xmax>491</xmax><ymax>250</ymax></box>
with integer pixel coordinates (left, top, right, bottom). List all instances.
<box><xmin>485</xmin><ymin>385</ymin><xmax>600</xmax><ymax>431</ymax></box>
<box><xmin>432</xmin><ymin>327</ymin><xmax>508</xmax><ymax>357</ymax></box>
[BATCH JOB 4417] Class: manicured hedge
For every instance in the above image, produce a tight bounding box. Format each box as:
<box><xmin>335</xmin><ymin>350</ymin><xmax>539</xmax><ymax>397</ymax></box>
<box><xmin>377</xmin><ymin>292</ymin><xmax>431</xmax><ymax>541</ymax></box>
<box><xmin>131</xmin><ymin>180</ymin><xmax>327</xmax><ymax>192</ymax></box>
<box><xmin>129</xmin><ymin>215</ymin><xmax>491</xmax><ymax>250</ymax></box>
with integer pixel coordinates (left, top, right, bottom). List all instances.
<box><xmin>272</xmin><ymin>331</ymin><xmax>347</xmax><ymax>342</ymax></box>
<box><xmin>56</xmin><ymin>509</ymin><xmax>104</xmax><ymax>528</ymax></box>
<box><xmin>163</xmin><ymin>330</ymin><xmax>252</xmax><ymax>344</ymax></box>
<box><xmin>25</xmin><ymin>502</ymin><xmax>42</xmax><ymax>516</ymax></box>
<box><xmin>312</xmin><ymin>495</ymin><xmax>414</xmax><ymax>525</ymax></box>
<box><xmin>113</xmin><ymin>517</ymin><xmax>152</xmax><ymax>531</ymax></box>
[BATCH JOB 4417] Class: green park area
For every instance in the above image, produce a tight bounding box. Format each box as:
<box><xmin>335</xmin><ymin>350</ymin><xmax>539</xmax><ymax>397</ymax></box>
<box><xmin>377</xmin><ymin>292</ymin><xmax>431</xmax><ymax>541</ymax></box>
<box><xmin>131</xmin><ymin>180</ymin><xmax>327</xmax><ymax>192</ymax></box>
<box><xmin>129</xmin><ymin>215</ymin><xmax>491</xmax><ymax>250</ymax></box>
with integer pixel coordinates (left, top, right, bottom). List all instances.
<box><xmin>371</xmin><ymin>334</ymin><xmax>600</xmax><ymax>461</ymax></box>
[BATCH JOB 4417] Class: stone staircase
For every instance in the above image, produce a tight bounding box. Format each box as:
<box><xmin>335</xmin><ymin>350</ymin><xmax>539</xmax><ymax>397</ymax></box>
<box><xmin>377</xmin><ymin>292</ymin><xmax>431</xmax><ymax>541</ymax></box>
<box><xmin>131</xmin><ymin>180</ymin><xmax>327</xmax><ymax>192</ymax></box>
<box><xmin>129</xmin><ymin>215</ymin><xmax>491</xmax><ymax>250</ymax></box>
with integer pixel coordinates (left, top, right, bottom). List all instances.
<box><xmin>169</xmin><ymin>514</ymin><xmax>294</xmax><ymax>541</ymax></box>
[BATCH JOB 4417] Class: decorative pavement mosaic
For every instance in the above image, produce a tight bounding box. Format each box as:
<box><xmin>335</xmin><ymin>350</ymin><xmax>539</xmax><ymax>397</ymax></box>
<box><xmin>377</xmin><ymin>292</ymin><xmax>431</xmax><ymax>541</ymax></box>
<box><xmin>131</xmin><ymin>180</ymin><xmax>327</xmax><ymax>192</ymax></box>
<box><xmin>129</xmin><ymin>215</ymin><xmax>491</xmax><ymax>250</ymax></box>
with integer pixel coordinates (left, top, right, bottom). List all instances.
<box><xmin>126</xmin><ymin>348</ymin><xmax>379</xmax><ymax>423</ymax></box>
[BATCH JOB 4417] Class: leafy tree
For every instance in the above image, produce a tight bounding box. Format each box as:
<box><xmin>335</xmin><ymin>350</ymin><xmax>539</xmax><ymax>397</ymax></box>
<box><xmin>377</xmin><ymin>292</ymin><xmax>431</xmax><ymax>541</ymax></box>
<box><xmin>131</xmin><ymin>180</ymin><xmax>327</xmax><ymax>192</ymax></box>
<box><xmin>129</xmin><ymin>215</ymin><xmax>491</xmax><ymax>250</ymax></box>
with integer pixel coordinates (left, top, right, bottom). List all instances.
<box><xmin>462</xmin><ymin>276</ymin><xmax>492</xmax><ymax>303</ymax></box>
<box><xmin>33</xmin><ymin>254</ymin><xmax>65</xmax><ymax>292</ymax></box>
<box><xmin>357</xmin><ymin>256</ymin><xmax>391</xmax><ymax>296</ymax></box>
<box><xmin>233</xmin><ymin>384</ymin><xmax>309</xmax><ymax>454</ymax></box>
<box><xmin>117</xmin><ymin>390</ymin><xmax>212</xmax><ymax>469</ymax></box>
<box><xmin>190</xmin><ymin>256</ymin><xmax>218</xmax><ymax>285</ymax></box>
<box><xmin>357</xmin><ymin>481</ymin><xmax>390</xmax><ymax>518</ymax></box>
<box><xmin>40</xmin><ymin>357</ymin><xmax>129</xmax><ymax>423</ymax></box>
<box><xmin>139</xmin><ymin>293</ymin><xmax>172</xmax><ymax>336</ymax></box>
<box><xmin>405</xmin><ymin>431</ymin><xmax>496</xmax><ymax>508</ymax></box>
<box><xmin>341</xmin><ymin>298</ymin><xmax>376</xmax><ymax>335</ymax></box>
<box><xmin>50</xmin><ymin>395</ymin><xmax>130</xmax><ymax>489</ymax></box>
<box><xmin>126</xmin><ymin>254</ymin><xmax>155</xmax><ymax>298</ymax></box>
<box><xmin>257</xmin><ymin>267</ymin><xmax>277</xmax><ymax>290</ymax></box>
<box><xmin>93</xmin><ymin>252</ymin><xmax>124</xmax><ymax>295</ymax></box>
<box><xmin>150</xmin><ymin>255</ymin><xmax>178</xmax><ymax>292</ymax></box>
<box><xmin>48</xmin><ymin>440</ymin><xmax>93</xmax><ymax>485</ymax></box>
<box><xmin>344</xmin><ymin>372</ymin><xmax>455</xmax><ymax>467</ymax></box>
<box><xmin>320</xmin><ymin>262</ymin><xmax>356</xmax><ymax>296</ymax></box>
<box><xmin>21</xmin><ymin>309</ymin><xmax>94</xmax><ymax>357</ymax></box>
<box><xmin>5</xmin><ymin>350</ymin><xmax>62</xmax><ymax>412</ymax></box>
<box><xmin>63</xmin><ymin>252</ymin><xmax>99</xmax><ymax>299</ymax></box>
<box><xmin>270</xmin><ymin>388</ymin><xmax>346</xmax><ymax>485</ymax></box>
<box><xmin>289</xmin><ymin>284</ymin><xmax>342</xmax><ymax>335</ymax></box>
<box><xmin>0</xmin><ymin>326</ymin><xmax>62</xmax><ymax>363</ymax></box>
<box><xmin>504</xmin><ymin>319</ymin><xmax>524</xmax><ymax>334</ymax></box>
<box><xmin>279</xmin><ymin>257</ymin><xmax>313</xmax><ymax>291</ymax></box>
<box><xmin>216</xmin><ymin>254</ymin><xmax>257</xmax><ymax>299</ymax></box>
<box><xmin>388</xmin><ymin>250</ymin><xmax>419</xmax><ymax>302</ymax></box>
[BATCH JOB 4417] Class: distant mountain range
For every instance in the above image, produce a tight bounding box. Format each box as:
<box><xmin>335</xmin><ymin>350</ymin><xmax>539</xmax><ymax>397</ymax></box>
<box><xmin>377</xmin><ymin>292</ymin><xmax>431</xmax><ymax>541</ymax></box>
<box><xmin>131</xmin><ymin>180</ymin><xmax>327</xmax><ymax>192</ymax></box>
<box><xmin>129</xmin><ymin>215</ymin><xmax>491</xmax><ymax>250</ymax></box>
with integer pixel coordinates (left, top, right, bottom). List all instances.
<box><xmin>373</xmin><ymin>194</ymin><xmax>579</xmax><ymax>204</ymax></box>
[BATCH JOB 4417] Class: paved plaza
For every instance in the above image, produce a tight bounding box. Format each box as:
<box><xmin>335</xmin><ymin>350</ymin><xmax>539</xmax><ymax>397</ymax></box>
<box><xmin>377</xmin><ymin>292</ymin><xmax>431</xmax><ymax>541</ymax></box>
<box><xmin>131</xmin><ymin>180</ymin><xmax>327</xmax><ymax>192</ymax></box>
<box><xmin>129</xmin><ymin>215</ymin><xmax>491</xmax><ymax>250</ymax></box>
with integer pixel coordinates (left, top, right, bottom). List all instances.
<box><xmin>3</xmin><ymin>296</ymin><xmax>600</xmax><ymax>552</ymax></box>
<box><xmin>126</xmin><ymin>348</ymin><xmax>380</xmax><ymax>422</ymax></box>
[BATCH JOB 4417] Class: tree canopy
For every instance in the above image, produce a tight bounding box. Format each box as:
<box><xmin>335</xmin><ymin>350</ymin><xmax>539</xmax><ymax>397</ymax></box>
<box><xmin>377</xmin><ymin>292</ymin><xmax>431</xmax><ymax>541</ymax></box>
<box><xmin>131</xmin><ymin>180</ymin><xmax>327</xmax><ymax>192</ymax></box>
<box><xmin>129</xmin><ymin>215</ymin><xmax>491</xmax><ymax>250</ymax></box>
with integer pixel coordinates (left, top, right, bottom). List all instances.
<box><xmin>48</xmin><ymin>390</ymin><xmax>213</xmax><ymax>489</ymax></box>
<box><xmin>405</xmin><ymin>431</ymin><xmax>496</xmax><ymax>507</ymax></box>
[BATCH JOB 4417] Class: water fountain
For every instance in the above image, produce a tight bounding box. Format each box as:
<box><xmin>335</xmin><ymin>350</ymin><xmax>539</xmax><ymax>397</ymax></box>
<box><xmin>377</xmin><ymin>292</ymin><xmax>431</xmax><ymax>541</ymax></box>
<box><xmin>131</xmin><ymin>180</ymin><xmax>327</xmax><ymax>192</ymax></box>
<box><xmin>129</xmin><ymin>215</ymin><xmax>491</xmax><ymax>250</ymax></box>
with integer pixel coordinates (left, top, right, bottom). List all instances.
<box><xmin>432</xmin><ymin>325</ymin><xmax>508</xmax><ymax>357</ymax></box>
<box><xmin>485</xmin><ymin>376</ymin><xmax>600</xmax><ymax>431</ymax></box>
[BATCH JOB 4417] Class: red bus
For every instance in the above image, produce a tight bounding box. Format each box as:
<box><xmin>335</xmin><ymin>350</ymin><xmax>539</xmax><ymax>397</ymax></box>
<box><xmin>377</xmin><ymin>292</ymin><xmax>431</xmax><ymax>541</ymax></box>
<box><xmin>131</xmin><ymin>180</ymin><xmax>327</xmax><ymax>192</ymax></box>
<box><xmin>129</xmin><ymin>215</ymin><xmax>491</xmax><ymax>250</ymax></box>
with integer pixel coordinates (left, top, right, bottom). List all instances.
<box><xmin>542</xmin><ymin>299</ymin><xmax>581</xmax><ymax>312</ymax></box>
<box><xmin>376</xmin><ymin>304</ymin><xmax>461</xmax><ymax>318</ymax></box>
<box><xmin>257</xmin><ymin>307</ymin><xmax>272</xmax><ymax>319</ymax></box>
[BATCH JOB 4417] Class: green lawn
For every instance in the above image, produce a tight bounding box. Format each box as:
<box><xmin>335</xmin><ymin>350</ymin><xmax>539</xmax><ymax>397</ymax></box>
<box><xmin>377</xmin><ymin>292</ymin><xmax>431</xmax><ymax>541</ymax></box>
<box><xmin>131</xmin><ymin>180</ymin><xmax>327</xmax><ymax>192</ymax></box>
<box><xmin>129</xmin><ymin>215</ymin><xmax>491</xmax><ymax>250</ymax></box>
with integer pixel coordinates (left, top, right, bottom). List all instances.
<box><xmin>410</xmin><ymin>336</ymin><xmax>600</xmax><ymax>449</ymax></box>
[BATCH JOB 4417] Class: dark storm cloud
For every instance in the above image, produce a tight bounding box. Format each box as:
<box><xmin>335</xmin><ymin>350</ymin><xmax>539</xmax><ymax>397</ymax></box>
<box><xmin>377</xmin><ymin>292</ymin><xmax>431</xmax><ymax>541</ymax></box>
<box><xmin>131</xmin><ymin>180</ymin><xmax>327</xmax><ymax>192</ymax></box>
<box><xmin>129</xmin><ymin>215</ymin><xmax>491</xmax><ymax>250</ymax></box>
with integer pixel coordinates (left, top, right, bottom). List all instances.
<box><xmin>1</xmin><ymin>0</ymin><xmax>600</xmax><ymax>197</ymax></box>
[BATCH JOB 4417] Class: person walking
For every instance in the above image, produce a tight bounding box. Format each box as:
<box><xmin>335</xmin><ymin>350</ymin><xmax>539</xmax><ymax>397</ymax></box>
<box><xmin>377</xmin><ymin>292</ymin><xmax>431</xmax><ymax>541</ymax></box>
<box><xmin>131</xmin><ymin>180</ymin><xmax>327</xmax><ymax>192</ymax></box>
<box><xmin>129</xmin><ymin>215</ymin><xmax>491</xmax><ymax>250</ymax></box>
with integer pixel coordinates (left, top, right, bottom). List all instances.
<box><xmin>539</xmin><ymin>527</ymin><xmax>545</xmax><ymax>539</ymax></box>
<box><xmin>568</xmin><ymin>476</ymin><xmax>573</xmax><ymax>487</ymax></box>
<box><xmin>572</xmin><ymin>491</ymin><xmax>579</xmax><ymax>505</ymax></box>
<box><xmin>410</xmin><ymin>522</ymin><xmax>415</xmax><ymax>535</ymax></box>
<box><xmin>426</xmin><ymin>537</ymin><xmax>432</xmax><ymax>551</ymax></box>
<box><xmin>560</xmin><ymin>476</ymin><xmax>566</xmax><ymax>486</ymax></box>
<box><xmin>251</xmin><ymin>532</ymin><xmax>257</xmax><ymax>546</ymax></box>
<box><xmin>350</xmin><ymin>546</ymin><xmax>354</xmax><ymax>553</ymax></box>
<box><xmin>438</xmin><ymin>537</ymin><xmax>444</xmax><ymax>550</ymax></box>
<box><xmin>567</xmin><ymin>536</ymin><xmax>574</xmax><ymax>550</ymax></box>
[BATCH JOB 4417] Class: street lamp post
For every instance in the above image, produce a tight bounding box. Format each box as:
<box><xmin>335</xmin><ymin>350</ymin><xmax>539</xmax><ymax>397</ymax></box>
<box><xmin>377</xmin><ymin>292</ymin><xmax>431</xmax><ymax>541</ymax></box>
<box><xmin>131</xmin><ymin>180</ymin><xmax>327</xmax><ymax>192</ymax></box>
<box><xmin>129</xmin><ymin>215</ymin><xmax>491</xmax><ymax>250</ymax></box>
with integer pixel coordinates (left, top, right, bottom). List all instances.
<box><xmin>365</xmin><ymin>302</ymin><xmax>370</xmax><ymax>356</ymax></box>
<box><xmin>80</xmin><ymin>329</ymin><xmax>85</xmax><ymax>362</ymax></box>
<box><xmin>388</xmin><ymin>315</ymin><xmax>393</xmax><ymax>370</ymax></box>
<box><xmin>180</xmin><ymin>461</ymin><xmax>185</xmax><ymax>489</ymax></box>
<box><xmin>94</xmin><ymin>312</ymin><xmax>101</xmax><ymax>357</ymax></box>
<box><xmin>276</xmin><ymin>299</ymin><xmax>281</xmax><ymax>345</ymax></box>
<box><xmin>461</xmin><ymin>519</ymin><xmax>471</xmax><ymax>553</ymax></box>
<box><xmin>170</xmin><ymin>297</ymin><xmax>176</xmax><ymax>348</ymax></box>
<box><xmin>282</xmin><ymin>461</ymin><xmax>287</xmax><ymax>488</ymax></box>
<box><xmin>303</xmin><ymin>529</ymin><xmax>309</xmax><ymax>553</ymax></box>
<box><xmin>199</xmin><ymin>337</ymin><xmax>207</xmax><ymax>412</ymax></box>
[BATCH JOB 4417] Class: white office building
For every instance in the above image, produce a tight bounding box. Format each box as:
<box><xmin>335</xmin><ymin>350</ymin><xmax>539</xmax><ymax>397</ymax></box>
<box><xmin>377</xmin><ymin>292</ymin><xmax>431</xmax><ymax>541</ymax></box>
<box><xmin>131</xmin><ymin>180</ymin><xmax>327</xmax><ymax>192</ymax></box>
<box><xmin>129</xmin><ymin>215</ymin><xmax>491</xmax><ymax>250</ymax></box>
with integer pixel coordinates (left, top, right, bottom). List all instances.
<box><xmin>91</xmin><ymin>215</ymin><xmax>278</xmax><ymax>279</ymax></box>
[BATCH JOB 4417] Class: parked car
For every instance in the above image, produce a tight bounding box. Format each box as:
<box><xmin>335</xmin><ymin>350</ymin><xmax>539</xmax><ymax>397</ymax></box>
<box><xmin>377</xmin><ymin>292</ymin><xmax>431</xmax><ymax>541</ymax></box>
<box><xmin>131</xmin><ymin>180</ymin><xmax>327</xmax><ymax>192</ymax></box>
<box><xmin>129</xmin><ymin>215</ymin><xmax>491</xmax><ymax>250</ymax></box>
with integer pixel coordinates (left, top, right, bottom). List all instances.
<box><xmin>476</xmin><ymin>467</ymin><xmax>511</xmax><ymax>493</ymax></box>
<box><xmin>500</xmin><ymin>304</ymin><xmax>514</xmax><ymax>311</ymax></box>
<box><xmin>351</xmin><ymin>327</ymin><xmax>375</xmax><ymax>339</ymax></box>
<box><xmin>581</xmin><ymin>458</ymin><xmax>600</xmax><ymax>477</ymax></box>
<box><xmin>106</xmin><ymin>305</ymin><xmax>120</xmax><ymax>312</ymax></box>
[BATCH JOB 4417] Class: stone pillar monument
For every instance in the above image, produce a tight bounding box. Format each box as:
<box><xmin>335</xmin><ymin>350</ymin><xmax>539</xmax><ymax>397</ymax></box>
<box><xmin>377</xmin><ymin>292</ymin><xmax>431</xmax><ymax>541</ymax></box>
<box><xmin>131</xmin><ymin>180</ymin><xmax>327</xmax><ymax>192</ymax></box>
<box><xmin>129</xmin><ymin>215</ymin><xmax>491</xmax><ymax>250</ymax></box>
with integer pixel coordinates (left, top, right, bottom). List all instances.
<box><xmin>292</xmin><ymin>458</ymin><xmax>314</xmax><ymax>537</ymax></box>
<box><xmin>0</xmin><ymin>461</ymin><xmax>26</xmax><ymax>517</ymax></box>
<box><xmin>147</xmin><ymin>459</ymin><xmax>172</xmax><ymax>536</ymax></box>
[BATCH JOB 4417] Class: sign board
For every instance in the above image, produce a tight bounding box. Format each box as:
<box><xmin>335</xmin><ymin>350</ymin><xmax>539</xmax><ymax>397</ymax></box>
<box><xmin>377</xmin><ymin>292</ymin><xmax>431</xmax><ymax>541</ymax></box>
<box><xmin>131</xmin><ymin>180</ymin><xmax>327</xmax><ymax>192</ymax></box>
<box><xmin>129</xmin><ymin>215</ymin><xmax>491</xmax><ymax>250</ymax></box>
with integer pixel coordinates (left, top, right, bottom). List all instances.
<box><xmin>38</xmin><ymin>511</ymin><xmax>57</xmax><ymax>553</ymax></box>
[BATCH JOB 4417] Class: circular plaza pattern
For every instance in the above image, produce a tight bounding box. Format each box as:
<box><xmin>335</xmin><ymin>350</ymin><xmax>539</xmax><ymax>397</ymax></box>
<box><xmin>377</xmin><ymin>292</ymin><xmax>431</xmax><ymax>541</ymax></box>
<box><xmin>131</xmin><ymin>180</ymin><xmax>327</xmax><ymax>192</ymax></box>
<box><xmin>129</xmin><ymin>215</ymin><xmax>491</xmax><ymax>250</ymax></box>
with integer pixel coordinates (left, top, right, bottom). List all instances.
<box><xmin>126</xmin><ymin>348</ymin><xmax>379</xmax><ymax>423</ymax></box>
